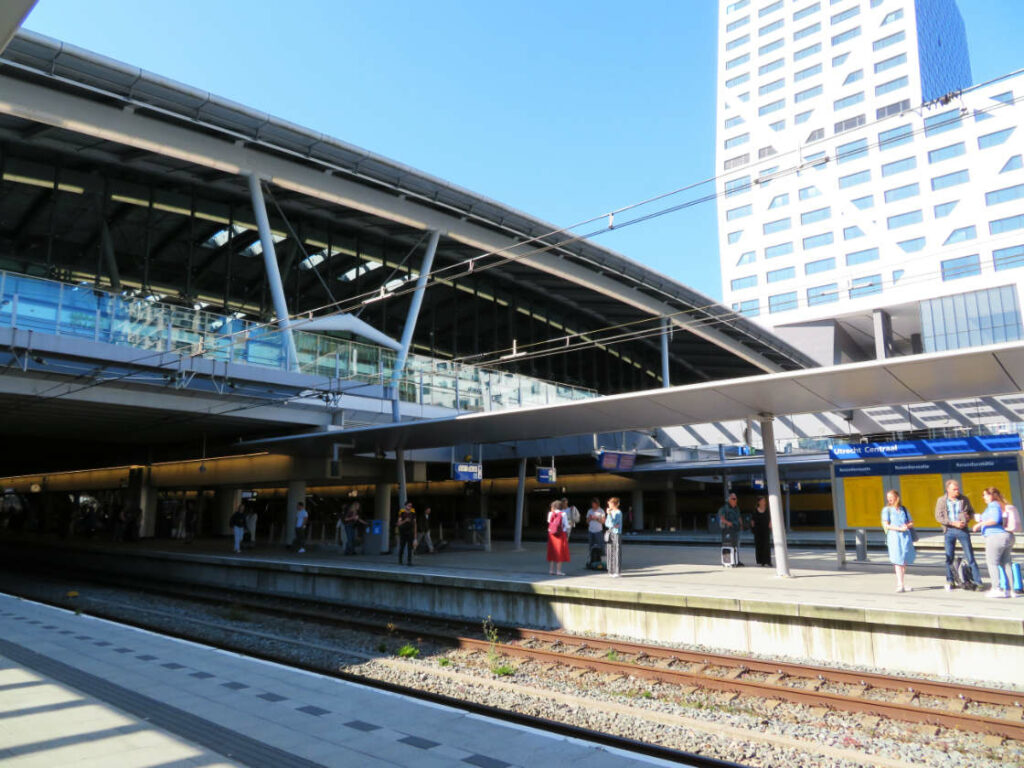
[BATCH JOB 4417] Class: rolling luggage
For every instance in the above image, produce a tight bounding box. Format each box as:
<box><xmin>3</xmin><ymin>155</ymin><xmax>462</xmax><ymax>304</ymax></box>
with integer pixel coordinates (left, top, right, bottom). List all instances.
<box><xmin>721</xmin><ymin>546</ymin><xmax>736</xmax><ymax>567</ymax></box>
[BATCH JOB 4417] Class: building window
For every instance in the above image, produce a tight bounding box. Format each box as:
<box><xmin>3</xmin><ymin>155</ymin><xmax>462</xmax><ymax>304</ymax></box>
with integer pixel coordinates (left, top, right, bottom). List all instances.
<box><xmin>759</xmin><ymin>19</ymin><xmax>784</xmax><ymax>36</ymax></box>
<box><xmin>770</xmin><ymin>119</ymin><xmax>786</xmax><ymax>132</ymax></box>
<box><xmin>836</xmin><ymin>137</ymin><xmax>868</xmax><ymax>163</ymax></box>
<box><xmin>799</xmin><ymin>185</ymin><xmax>821</xmax><ymax>200</ymax></box>
<box><xmin>994</xmin><ymin>244</ymin><xmax>1024</xmax><ymax>272</ymax></box>
<box><xmin>803</xmin><ymin>232</ymin><xmax>834</xmax><ymax>249</ymax></box>
<box><xmin>849</xmin><ymin>274</ymin><xmax>882</xmax><ymax>298</ymax></box>
<box><xmin>934</xmin><ymin>201</ymin><xmax>958</xmax><ymax>218</ymax></box>
<box><xmin>928</xmin><ymin>142</ymin><xmax>966</xmax><ymax>164</ymax></box>
<box><xmin>876</xmin><ymin>99</ymin><xmax>911</xmax><ymax>119</ymax></box>
<box><xmin>842</xmin><ymin>69</ymin><xmax>863</xmax><ymax>85</ymax></box>
<box><xmin>987</xmin><ymin>183</ymin><xmax>1024</xmax><ymax>206</ymax></box>
<box><xmin>726</xmin><ymin>72</ymin><xmax>750</xmax><ymax>88</ymax></box>
<box><xmin>724</xmin><ymin>115</ymin><xmax>745</xmax><ymax>129</ymax></box>
<box><xmin>726</xmin><ymin>0</ymin><xmax>750</xmax><ymax>12</ymax></box>
<box><xmin>759</xmin><ymin>0</ymin><xmax>783</xmax><ymax>17</ymax></box>
<box><xmin>795</xmin><ymin>110</ymin><xmax>813</xmax><ymax>124</ymax></box>
<box><xmin>731</xmin><ymin>275</ymin><xmax>757</xmax><ymax>290</ymax></box>
<box><xmin>877</xmin><ymin>123</ymin><xmax>912</xmax><ymax>151</ymax></box>
<box><xmin>759</xmin><ymin>146</ymin><xmax>778</xmax><ymax>159</ymax></box>
<box><xmin>924</xmin><ymin>109</ymin><xmax>962</xmax><ymax>137</ymax></box>
<box><xmin>726</xmin><ymin>15</ymin><xmax>750</xmax><ymax>32</ymax></box>
<box><xmin>727</xmin><ymin>34</ymin><xmax>750</xmax><ymax>50</ymax></box>
<box><xmin>887</xmin><ymin>210</ymin><xmax>923</xmax><ymax>229</ymax></box>
<box><xmin>874</xmin><ymin>53</ymin><xmax>906</xmax><ymax>73</ymax></box>
<box><xmin>978</xmin><ymin>127</ymin><xmax>1015</xmax><ymax>149</ymax></box>
<box><xmin>763</xmin><ymin>217</ymin><xmax>792</xmax><ymax>234</ymax></box>
<box><xmin>724</xmin><ymin>133</ymin><xmax>750</xmax><ymax>149</ymax></box>
<box><xmin>759</xmin><ymin>99</ymin><xmax>786</xmax><ymax>116</ymax></box>
<box><xmin>990</xmin><ymin>214</ymin><xmax>1024</xmax><ymax>235</ymax></box>
<box><xmin>875</xmin><ymin>76</ymin><xmax>908</xmax><ymax>96</ymax></box>
<box><xmin>759</xmin><ymin>78</ymin><xmax>785</xmax><ymax>96</ymax></box>
<box><xmin>726</xmin><ymin>204</ymin><xmax>753</xmax><ymax>220</ymax></box>
<box><xmin>830</xmin><ymin>6</ymin><xmax>859</xmax><ymax>25</ymax></box>
<box><xmin>941</xmin><ymin>254</ymin><xmax>981</xmax><ymax>281</ymax></box>
<box><xmin>881</xmin><ymin>9</ymin><xmax>904</xmax><ymax>25</ymax></box>
<box><xmin>834</xmin><ymin>114</ymin><xmax>865</xmax><ymax>134</ymax></box>
<box><xmin>843</xmin><ymin>225</ymin><xmax>864</xmax><ymax>240</ymax></box>
<box><xmin>851</xmin><ymin>195</ymin><xmax>874</xmax><ymax>209</ymax></box>
<box><xmin>808</xmin><ymin>283</ymin><xmax>839</xmax><ymax>305</ymax></box>
<box><xmin>794</xmin><ymin>22</ymin><xmax>821</xmax><ymax>40</ymax></box>
<box><xmin>727</xmin><ymin>230</ymin><xmax>743</xmax><ymax>245</ymax></box>
<box><xmin>944</xmin><ymin>225</ymin><xmax>977</xmax><ymax>245</ymax></box>
<box><xmin>838</xmin><ymin>169</ymin><xmax>870</xmax><ymax>188</ymax></box>
<box><xmin>795</xmin><ymin>85</ymin><xmax>823</xmax><ymax>102</ymax></box>
<box><xmin>921</xmin><ymin>285</ymin><xmax>1023</xmax><ymax>352</ymax></box>
<box><xmin>733</xmin><ymin>298</ymin><xmax>760</xmax><ymax>317</ymax></box>
<box><xmin>831</xmin><ymin>26</ymin><xmax>861</xmax><ymax>46</ymax></box>
<box><xmin>881</xmin><ymin>156</ymin><xmax>916</xmax><ymax>177</ymax></box>
<box><xmin>726</xmin><ymin>53</ymin><xmax>751</xmax><ymax>69</ymax></box>
<box><xmin>725</xmin><ymin>176</ymin><xmax>751</xmax><ymax>197</ymax></box>
<box><xmin>768</xmin><ymin>193</ymin><xmax>790</xmax><ymax>209</ymax></box>
<box><xmin>833</xmin><ymin>91</ymin><xmax>864</xmax><ymax>110</ymax></box>
<box><xmin>931</xmin><ymin>169</ymin><xmax>970</xmax><ymax>191</ymax></box>
<box><xmin>793</xmin><ymin>2</ymin><xmax>820</xmax><ymax>21</ymax></box>
<box><xmin>805</xmin><ymin>256</ymin><xmax>835</xmax><ymax>274</ymax></box>
<box><xmin>1002</xmin><ymin>155</ymin><xmax>1023</xmax><ymax>173</ymax></box>
<box><xmin>873</xmin><ymin>31</ymin><xmax>905</xmax><ymax>52</ymax></box>
<box><xmin>991</xmin><ymin>90</ymin><xmax>1014</xmax><ymax>104</ymax></box>
<box><xmin>801</xmin><ymin>206</ymin><xmax>831</xmax><ymax>225</ymax></box>
<box><xmin>724</xmin><ymin>154</ymin><xmax>750</xmax><ymax>170</ymax></box>
<box><xmin>898</xmin><ymin>237</ymin><xmax>926</xmax><ymax>253</ymax></box>
<box><xmin>769</xmin><ymin>291</ymin><xmax>798</xmax><ymax>313</ymax></box>
<box><xmin>832</xmin><ymin>51</ymin><xmax>849</xmax><ymax>67</ymax></box>
<box><xmin>759</xmin><ymin>38</ymin><xmax>784</xmax><ymax>55</ymax></box>
<box><xmin>846</xmin><ymin>247</ymin><xmax>879</xmax><ymax>266</ymax></box>
<box><xmin>806</xmin><ymin>127</ymin><xmax>825</xmax><ymax>142</ymax></box>
<box><xmin>736</xmin><ymin>251</ymin><xmax>756</xmax><ymax>266</ymax></box>
<box><xmin>759</xmin><ymin>165</ymin><xmax>780</xmax><ymax>184</ymax></box>
<box><xmin>893</xmin><ymin>269</ymin><xmax>905</xmax><ymax>283</ymax></box>
<box><xmin>884</xmin><ymin>182</ymin><xmax>919</xmax><ymax>203</ymax></box>
<box><xmin>767</xmin><ymin>266</ymin><xmax>796</xmax><ymax>283</ymax></box>
<box><xmin>794</xmin><ymin>42</ymin><xmax>822</xmax><ymax>60</ymax></box>
<box><xmin>795</xmin><ymin>63</ymin><xmax>822</xmax><ymax>81</ymax></box>
<box><xmin>765</xmin><ymin>241</ymin><xmax>794</xmax><ymax>259</ymax></box>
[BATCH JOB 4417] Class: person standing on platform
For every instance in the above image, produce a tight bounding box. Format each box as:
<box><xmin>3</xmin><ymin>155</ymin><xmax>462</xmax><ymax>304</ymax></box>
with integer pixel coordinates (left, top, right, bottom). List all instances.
<box><xmin>230</xmin><ymin>504</ymin><xmax>246</xmax><ymax>554</ymax></box>
<box><xmin>750</xmin><ymin>495</ymin><xmax>772</xmax><ymax>567</ymax></box>
<box><xmin>294</xmin><ymin>501</ymin><xmax>308</xmax><ymax>554</ymax></box>
<box><xmin>546</xmin><ymin>500</ymin><xmax>569</xmax><ymax>575</ymax></box>
<box><xmin>718</xmin><ymin>492</ymin><xmax>745</xmax><ymax>566</ymax></box>
<box><xmin>396</xmin><ymin>501</ymin><xmax>416</xmax><ymax>566</ymax></box>
<box><xmin>973</xmin><ymin>487</ymin><xmax>1015</xmax><ymax>598</ymax></box>
<box><xmin>244</xmin><ymin>505</ymin><xmax>258</xmax><ymax>549</ymax></box>
<box><xmin>342</xmin><ymin>501</ymin><xmax>367</xmax><ymax>555</ymax></box>
<box><xmin>935</xmin><ymin>479</ymin><xmax>982</xmax><ymax>590</ymax></box>
<box><xmin>605</xmin><ymin>497</ymin><xmax>623</xmax><ymax>577</ymax></box>
<box><xmin>417</xmin><ymin>505</ymin><xmax>435</xmax><ymax>554</ymax></box>
<box><xmin>585</xmin><ymin>497</ymin><xmax>605</xmax><ymax>567</ymax></box>
<box><xmin>882</xmin><ymin>489</ymin><xmax>916</xmax><ymax>593</ymax></box>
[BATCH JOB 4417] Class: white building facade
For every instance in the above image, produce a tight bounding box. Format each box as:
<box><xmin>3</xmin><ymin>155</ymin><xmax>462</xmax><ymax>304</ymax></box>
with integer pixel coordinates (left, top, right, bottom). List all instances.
<box><xmin>715</xmin><ymin>0</ymin><xmax>1024</xmax><ymax>363</ymax></box>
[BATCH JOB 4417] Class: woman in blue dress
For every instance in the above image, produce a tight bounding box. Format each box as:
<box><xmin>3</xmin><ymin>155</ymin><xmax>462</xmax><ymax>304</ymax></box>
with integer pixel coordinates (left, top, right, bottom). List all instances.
<box><xmin>881</xmin><ymin>489</ymin><xmax>916</xmax><ymax>593</ymax></box>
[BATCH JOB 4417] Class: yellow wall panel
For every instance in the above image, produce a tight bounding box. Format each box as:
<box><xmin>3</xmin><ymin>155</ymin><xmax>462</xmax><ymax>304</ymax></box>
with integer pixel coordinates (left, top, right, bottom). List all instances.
<box><xmin>960</xmin><ymin>472</ymin><xmax>1012</xmax><ymax>513</ymax></box>
<box><xmin>898</xmin><ymin>474</ymin><xmax>943</xmax><ymax>529</ymax></box>
<box><xmin>843</xmin><ymin>475</ymin><xmax>885</xmax><ymax>528</ymax></box>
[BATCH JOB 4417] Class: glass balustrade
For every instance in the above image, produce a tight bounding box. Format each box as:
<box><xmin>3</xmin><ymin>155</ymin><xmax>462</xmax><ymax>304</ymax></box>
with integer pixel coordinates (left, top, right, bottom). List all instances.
<box><xmin>0</xmin><ymin>271</ymin><xmax>596</xmax><ymax>412</ymax></box>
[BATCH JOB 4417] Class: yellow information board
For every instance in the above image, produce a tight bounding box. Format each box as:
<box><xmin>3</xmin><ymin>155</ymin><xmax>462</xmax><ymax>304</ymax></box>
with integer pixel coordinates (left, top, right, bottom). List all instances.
<box><xmin>960</xmin><ymin>472</ymin><xmax>1012</xmax><ymax>512</ymax></box>
<box><xmin>843</xmin><ymin>475</ymin><xmax>884</xmax><ymax>528</ymax></box>
<box><xmin>898</xmin><ymin>473</ymin><xmax>943</xmax><ymax>529</ymax></box>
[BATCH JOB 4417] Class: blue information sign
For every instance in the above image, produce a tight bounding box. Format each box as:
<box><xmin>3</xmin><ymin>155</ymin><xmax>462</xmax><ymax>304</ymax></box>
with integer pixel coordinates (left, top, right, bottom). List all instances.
<box><xmin>536</xmin><ymin>467</ymin><xmax>557</xmax><ymax>484</ymax></box>
<box><xmin>452</xmin><ymin>462</ymin><xmax>483</xmax><ymax>481</ymax></box>
<box><xmin>830</xmin><ymin>435</ymin><xmax>1021</xmax><ymax>461</ymax></box>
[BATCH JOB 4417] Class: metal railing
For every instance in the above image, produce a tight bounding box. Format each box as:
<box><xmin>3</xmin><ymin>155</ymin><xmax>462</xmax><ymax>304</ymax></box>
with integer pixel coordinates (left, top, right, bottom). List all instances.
<box><xmin>0</xmin><ymin>270</ymin><xmax>596</xmax><ymax>412</ymax></box>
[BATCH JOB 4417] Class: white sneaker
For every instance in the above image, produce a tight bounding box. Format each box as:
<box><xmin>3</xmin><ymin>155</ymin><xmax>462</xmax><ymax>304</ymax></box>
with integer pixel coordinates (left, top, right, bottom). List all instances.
<box><xmin>1005</xmin><ymin>589</ymin><xmax>1013</xmax><ymax>599</ymax></box>
<box><xmin>944</xmin><ymin>583</ymin><xmax>954</xmax><ymax>592</ymax></box>
<box><xmin>985</xmin><ymin>589</ymin><xmax>1007</xmax><ymax>598</ymax></box>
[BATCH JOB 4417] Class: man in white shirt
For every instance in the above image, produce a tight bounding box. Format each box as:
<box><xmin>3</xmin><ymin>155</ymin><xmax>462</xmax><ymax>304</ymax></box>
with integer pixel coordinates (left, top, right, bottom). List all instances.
<box><xmin>585</xmin><ymin>497</ymin><xmax>605</xmax><ymax>567</ymax></box>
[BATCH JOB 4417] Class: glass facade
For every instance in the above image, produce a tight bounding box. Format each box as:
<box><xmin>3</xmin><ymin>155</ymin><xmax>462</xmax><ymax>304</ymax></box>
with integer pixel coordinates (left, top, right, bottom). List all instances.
<box><xmin>920</xmin><ymin>285</ymin><xmax>1023</xmax><ymax>352</ymax></box>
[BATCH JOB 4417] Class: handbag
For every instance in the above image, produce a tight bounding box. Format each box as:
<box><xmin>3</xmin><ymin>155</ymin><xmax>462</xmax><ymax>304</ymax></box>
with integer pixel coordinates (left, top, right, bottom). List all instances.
<box><xmin>604</xmin><ymin>529</ymin><xmax>611</xmax><ymax>543</ymax></box>
<box><xmin>910</xmin><ymin>528</ymin><xmax>920</xmax><ymax>542</ymax></box>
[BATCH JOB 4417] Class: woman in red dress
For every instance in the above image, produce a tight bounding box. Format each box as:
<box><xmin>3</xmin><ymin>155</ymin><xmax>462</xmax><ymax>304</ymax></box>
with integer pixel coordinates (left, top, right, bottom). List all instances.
<box><xmin>547</xmin><ymin>500</ymin><xmax>569</xmax><ymax>575</ymax></box>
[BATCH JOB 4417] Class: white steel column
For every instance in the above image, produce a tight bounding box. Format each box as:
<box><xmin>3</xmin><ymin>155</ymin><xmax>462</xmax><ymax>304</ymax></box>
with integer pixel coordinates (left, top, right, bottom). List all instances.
<box><xmin>760</xmin><ymin>414</ymin><xmax>791</xmax><ymax>577</ymax></box>
<box><xmin>247</xmin><ymin>175</ymin><xmax>299</xmax><ymax>371</ymax></box>
<box><xmin>513</xmin><ymin>457</ymin><xmax>526</xmax><ymax>550</ymax></box>
<box><xmin>284</xmin><ymin>479</ymin><xmax>306</xmax><ymax>545</ymax></box>
<box><xmin>661</xmin><ymin>317</ymin><xmax>670</xmax><ymax>388</ymax></box>
<box><xmin>396</xmin><ymin>448</ymin><xmax>408</xmax><ymax>507</ymax></box>
<box><xmin>391</xmin><ymin>230</ymin><xmax>441</xmax><ymax>420</ymax></box>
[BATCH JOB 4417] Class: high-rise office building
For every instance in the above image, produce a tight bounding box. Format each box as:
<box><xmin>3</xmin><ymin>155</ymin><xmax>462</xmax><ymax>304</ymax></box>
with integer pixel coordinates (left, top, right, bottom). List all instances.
<box><xmin>715</xmin><ymin>0</ymin><xmax>1024</xmax><ymax>363</ymax></box>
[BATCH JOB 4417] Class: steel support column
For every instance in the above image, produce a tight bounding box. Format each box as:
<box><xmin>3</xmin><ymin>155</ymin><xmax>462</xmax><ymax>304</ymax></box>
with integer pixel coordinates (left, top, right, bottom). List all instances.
<box><xmin>396</xmin><ymin>448</ymin><xmax>408</xmax><ymax>507</ymax></box>
<box><xmin>661</xmin><ymin>317</ymin><xmax>671</xmax><ymax>388</ymax></box>
<box><xmin>513</xmin><ymin>456</ymin><xmax>526</xmax><ymax>550</ymax></box>
<box><xmin>760</xmin><ymin>414</ymin><xmax>791</xmax><ymax>577</ymax></box>
<box><xmin>247</xmin><ymin>175</ymin><xmax>298</xmax><ymax>371</ymax></box>
<box><xmin>390</xmin><ymin>229</ymin><xmax>440</xmax><ymax>420</ymax></box>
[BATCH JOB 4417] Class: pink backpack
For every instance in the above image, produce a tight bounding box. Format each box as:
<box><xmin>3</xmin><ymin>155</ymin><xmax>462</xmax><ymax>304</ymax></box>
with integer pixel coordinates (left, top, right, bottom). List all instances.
<box><xmin>1004</xmin><ymin>505</ymin><xmax>1021</xmax><ymax>534</ymax></box>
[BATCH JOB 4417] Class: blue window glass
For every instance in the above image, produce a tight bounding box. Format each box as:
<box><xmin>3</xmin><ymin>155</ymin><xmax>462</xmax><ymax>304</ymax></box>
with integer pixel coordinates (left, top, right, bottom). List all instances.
<box><xmin>736</xmin><ymin>251</ymin><xmax>756</xmax><ymax>266</ymax></box>
<box><xmin>763</xmin><ymin>217</ymin><xmax>792</xmax><ymax>234</ymax></box>
<box><xmin>1002</xmin><ymin>155</ymin><xmax>1023</xmax><ymax>173</ymax></box>
<box><xmin>795</xmin><ymin>85</ymin><xmax>823</xmax><ymax>102</ymax></box>
<box><xmin>769</xmin><ymin>291</ymin><xmax>798</xmax><ymax>313</ymax></box>
<box><xmin>978</xmin><ymin>128</ymin><xmax>1015</xmax><ymax>149</ymax></box>
<box><xmin>874</xmin><ymin>53</ymin><xmax>906</xmax><ymax>73</ymax></box>
<box><xmin>990</xmin><ymin>214</ymin><xmax>1024</xmax><ymax>235</ymax></box>
<box><xmin>725</xmin><ymin>115</ymin><xmax>745</xmax><ymax>129</ymax></box>
<box><xmin>831</xmin><ymin>26</ymin><xmax>860</xmax><ymax>46</ymax></box>
<box><xmin>808</xmin><ymin>283</ymin><xmax>839</xmax><ymax>305</ymax></box>
<box><xmin>887</xmin><ymin>210</ymin><xmax>923</xmax><ymax>229</ymax></box>
<box><xmin>795</xmin><ymin>110</ymin><xmax>813</xmax><ymax>124</ymax></box>
<box><xmin>768</xmin><ymin>193</ymin><xmax>789</xmax><ymax>208</ymax></box>
<box><xmin>851</xmin><ymin>195</ymin><xmax>874</xmax><ymax>209</ymax></box>
<box><xmin>726</xmin><ymin>53</ymin><xmax>751</xmax><ymax>69</ymax></box>
<box><xmin>759</xmin><ymin>0</ymin><xmax>783</xmax><ymax>16</ymax></box>
<box><xmin>725</xmin><ymin>176</ymin><xmax>751</xmax><ymax>197</ymax></box>
<box><xmin>727</xmin><ymin>230</ymin><xmax>743</xmax><ymax>244</ymax></box>
<box><xmin>833</xmin><ymin>91</ymin><xmax>864</xmax><ymax>110</ymax></box>
<box><xmin>734</xmin><ymin>299</ymin><xmax>760</xmax><ymax>317</ymax></box>
<box><xmin>805</xmin><ymin>257</ymin><xmax>835</xmax><ymax>274</ymax></box>
<box><xmin>836</xmin><ymin>138</ymin><xmax>867</xmax><ymax>164</ymax></box>
<box><xmin>986</xmin><ymin>183</ymin><xmax>1024</xmax><ymax>206</ymax></box>
<box><xmin>884</xmin><ymin>182</ymin><xmax>919</xmax><ymax>203</ymax></box>
<box><xmin>941</xmin><ymin>254</ymin><xmax>981</xmax><ymax>281</ymax></box>
<box><xmin>768</xmin><ymin>119</ymin><xmax>784</xmax><ymax>131</ymax></box>
<box><xmin>726</xmin><ymin>72</ymin><xmax>750</xmax><ymax>88</ymax></box>
<box><xmin>731</xmin><ymin>275</ymin><xmax>757</xmax><ymax>290</ymax></box>
<box><xmin>893</xmin><ymin>269</ymin><xmax>905</xmax><ymax>283</ymax></box>
<box><xmin>843</xmin><ymin>69</ymin><xmax>863</xmax><ymax>85</ymax></box>
<box><xmin>760</xmin><ymin>19</ymin><xmax>783</xmax><ymax>36</ymax></box>
<box><xmin>801</xmin><ymin>206</ymin><xmax>831</xmax><ymax>225</ymax></box>
<box><xmin>794</xmin><ymin>43</ymin><xmax>821</xmax><ymax>60</ymax></box>
<box><xmin>726</xmin><ymin>15</ymin><xmax>749</xmax><ymax>32</ymax></box>
<box><xmin>991</xmin><ymin>90</ymin><xmax>1014</xmax><ymax>104</ymax></box>
<box><xmin>881</xmin><ymin>9</ymin><xmax>904</xmax><ymax>25</ymax></box>
<box><xmin>759</xmin><ymin>38</ymin><xmax>784</xmax><ymax>55</ymax></box>
<box><xmin>921</xmin><ymin>285</ymin><xmax>1024</xmax><ymax>352</ymax></box>
<box><xmin>767</xmin><ymin>266</ymin><xmax>795</xmax><ymax>283</ymax></box>
<box><xmin>793</xmin><ymin>2</ymin><xmax>820</xmax><ymax>21</ymax></box>
<box><xmin>875</xmin><ymin>76</ymin><xmax>908</xmax><ymax>96</ymax></box>
<box><xmin>727</xmin><ymin>204</ymin><xmax>753</xmax><ymax>220</ymax></box>
<box><xmin>838</xmin><ymin>169</ymin><xmax>870</xmax><ymax>188</ymax></box>
<box><xmin>843</xmin><ymin>225</ymin><xmax>864</xmax><ymax>240</ymax></box>
<box><xmin>727</xmin><ymin>0</ymin><xmax>750</xmax><ymax>11</ymax></box>
<box><xmin>724</xmin><ymin>133</ymin><xmax>750</xmax><ymax>149</ymax></box>
<box><xmin>877</xmin><ymin>123</ymin><xmax>912</xmax><ymax>150</ymax></box>
<box><xmin>737</xmin><ymin>92</ymin><xmax>750</xmax><ymax>102</ymax></box>
<box><xmin>727</xmin><ymin>34</ymin><xmax>750</xmax><ymax>50</ymax></box>
<box><xmin>873</xmin><ymin>31</ymin><xmax>905</xmax><ymax>51</ymax></box>
<box><xmin>759</xmin><ymin>99</ymin><xmax>786</xmax><ymax>116</ymax></box>
<box><xmin>944</xmin><ymin>225</ymin><xmax>977</xmax><ymax>245</ymax></box>
<box><xmin>803</xmin><ymin>232</ymin><xmax>834</xmax><ymax>249</ymax></box>
<box><xmin>934</xmin><ymin>201</ymin><xmax>958</xmax><ymax>218</ymax></box>
<box><xmin>795</xmin><ymin>63</ymin><xmax>822</xmax><ymax>81</ymax></box>
<box><xmin>831</xmin><ymin>51</ymin><xmax>849</xmax><ymax>67</ymax></box>
<box><xmin>994</xmin><ymin>244</ymin><xmax>1024</xmax><ymax>272</ymax></box>
<box><xmin>928</xmin><ymin>142</ymin><xmax>966</xmax><ymax>164</ymax></box>
<box><xmin>849</xmin><ymin>274</ymin><xmax>882</xmax><ymax>298</ymax></box>
<box><xmin>759</xmin><ymin>78</ymin><xmax>785</xmax><ymax>95</ymax></box>
<box><xmin>881</xmin><ymin>156</ymin><xmax>916</xmax><ymax>176</ymax></box>
<box><xmin>760</xmin><ymin>58</ymin><xmax>785</xmax><ymax>74</ymax></box>
<box><xmin>799</xmin><ymin>186</ymin><xmax>821</xmax><ymax>200</ymax></box>
<box><xmin>898</xmin><ymin>237</ymin><xmax>926</xmax><ymax>253</ymax></box>
<box><xmin>846</xmin><ymin>247</ymin><xmax>879</xmax><ymax>266</ymax></box>
<box><xmin>924</xmin><ymin>109</ymin><xmax>962</xmax><ymax>137</ymax></box>
<box><xmin>830</xmin><ymin>6</ymin><xmax>859</xmax><ymax>24</ymax></box>
<box><xmin>931</xmin><ymin>169</ymin><xmax>970</xmax><ymax>191</ymax></box>
<box><xmin>765</xmin><ymin>242</ymin><xmax>794</xmax><ymax>259</ymax></box>
<box><xmin>794</xmin><ymin>22</ymin><xmax>821</xmax><ymax>40</ymax></box>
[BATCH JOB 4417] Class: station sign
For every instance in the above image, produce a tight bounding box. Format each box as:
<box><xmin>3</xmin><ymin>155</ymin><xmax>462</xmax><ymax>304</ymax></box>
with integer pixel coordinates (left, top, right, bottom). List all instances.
<box><xmin>595</xmin><ymin>451</ymin><xmax>636</xmax><ymax>471</ymax></box>
<box><xmin>834</xmin><ymin>456</ymin><xmax>1019</xmax><ymax>477</ymax></box>
<box><xmin>536</xmin><ymin>467</ymin><xmax>557</xmax><ymax>484</ymax></box>
<box><xmin>452</xmin><ymin>462</ymin><xmax>483</xmax><ymax>482</ymax></box>
<box><xmin>830</xmin><ymin>435</ymin><xmax>1021</xmax><ymax>461</ymax></box>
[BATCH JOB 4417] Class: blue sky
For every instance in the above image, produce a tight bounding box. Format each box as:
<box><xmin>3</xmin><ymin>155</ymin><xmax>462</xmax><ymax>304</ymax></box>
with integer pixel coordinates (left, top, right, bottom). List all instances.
<box><xmin>22</xmin><ymin>0</ymin><xmax>1024</xmax><ymax>300</ymax></box>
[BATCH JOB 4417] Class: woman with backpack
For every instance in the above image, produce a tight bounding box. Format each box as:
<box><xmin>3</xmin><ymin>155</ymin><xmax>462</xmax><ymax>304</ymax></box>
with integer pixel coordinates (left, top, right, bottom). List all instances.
<box><xmin>972</xmin><ymin>487</ymin><xmax>1016</xmax><ymax>598</ymax></box>
<box><xmin>546</xmin><ymin>500</ymin><xmax>569</xmax><ymax>576</ymax></box>
<box><xmin>881</xmin><ymin>489</ymin><xmax>916</xmax><ymax>593</ymax></box>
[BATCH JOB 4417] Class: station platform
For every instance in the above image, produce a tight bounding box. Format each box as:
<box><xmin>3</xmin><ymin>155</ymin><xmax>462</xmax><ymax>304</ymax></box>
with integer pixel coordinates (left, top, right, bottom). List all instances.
<box><xmin>2</xmin><ymin>532</ymin><xmax>1023</xmax><ymax>687</ymax></box>
<box><xmin>0</xmin><ymin>593</ymin><xmax>671</xmax><ymax>768</ymax></box>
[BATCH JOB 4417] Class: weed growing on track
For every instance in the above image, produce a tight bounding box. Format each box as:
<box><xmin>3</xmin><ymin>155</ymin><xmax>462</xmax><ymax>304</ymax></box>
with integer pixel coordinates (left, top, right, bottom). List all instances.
<box><xmin>438</xmin><ymin>657</ymin><xmax>452</xmax><ymax>667</ymax></box>
<box><xmin>605</xmin><ymin>649</ymin><xmax>620</xmax><ymax>662</ymax></box>
<box><xmin>397</xmin><ymin>644</ymin><xmax>420</xmax><ymax>659</ymax></box>
<box><xmin>482</xmin><ymin>615</ymin><xmax>516</xmax><ymax>677</ymax></box>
